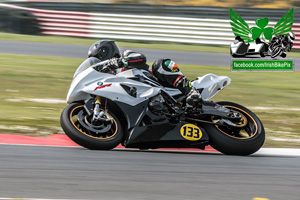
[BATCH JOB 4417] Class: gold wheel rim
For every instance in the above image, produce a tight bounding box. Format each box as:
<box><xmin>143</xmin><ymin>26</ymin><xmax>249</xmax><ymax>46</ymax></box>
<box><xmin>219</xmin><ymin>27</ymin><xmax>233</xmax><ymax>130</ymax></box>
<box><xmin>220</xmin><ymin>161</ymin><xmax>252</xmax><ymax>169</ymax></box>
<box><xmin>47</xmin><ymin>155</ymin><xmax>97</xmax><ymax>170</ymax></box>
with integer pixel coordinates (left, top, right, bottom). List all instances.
<box><xmin>212</xmin><ymin>105</ymin><xmax>258</xmax><ymax>139</ymax></box>
<box><xmin>70</xmin><ymin>105</ymin><xmax>118</xmax><ymax>140</ymax></box>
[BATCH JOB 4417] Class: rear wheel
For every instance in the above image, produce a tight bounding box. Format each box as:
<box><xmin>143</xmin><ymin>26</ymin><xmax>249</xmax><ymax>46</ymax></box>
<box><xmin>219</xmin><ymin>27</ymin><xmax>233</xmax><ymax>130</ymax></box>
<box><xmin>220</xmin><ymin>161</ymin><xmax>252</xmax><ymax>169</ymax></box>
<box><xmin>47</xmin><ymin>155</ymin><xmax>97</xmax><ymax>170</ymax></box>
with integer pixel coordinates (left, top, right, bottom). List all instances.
<box><xmin>60</xmin><ymin>102</ymin><xmax>123</xmax><ymax>150</ymax></box>
<box><xmin>203</xmin><ymin>101</ymin><xmax>265</xmax><ymax>155</ymax></box>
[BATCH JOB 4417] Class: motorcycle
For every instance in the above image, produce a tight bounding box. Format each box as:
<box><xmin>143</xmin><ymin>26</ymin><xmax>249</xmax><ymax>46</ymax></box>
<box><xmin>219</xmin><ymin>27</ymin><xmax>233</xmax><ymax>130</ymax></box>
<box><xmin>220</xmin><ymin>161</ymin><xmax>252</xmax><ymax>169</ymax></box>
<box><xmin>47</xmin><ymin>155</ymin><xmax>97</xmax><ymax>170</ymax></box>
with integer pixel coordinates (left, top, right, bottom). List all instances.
<box><xmin>230</xmin><ymin>37</ymin><xmax>268</xmax><ymax>58</ymax></box>
<box><xmin>60</xmin><ymin>59</ymin><xmax>265</xmax><ymax>155</ymax></box>
<box><xmin>269</xmin><ymin>40</ymin><xmax>291</xmax><ymax>58</ymax></box>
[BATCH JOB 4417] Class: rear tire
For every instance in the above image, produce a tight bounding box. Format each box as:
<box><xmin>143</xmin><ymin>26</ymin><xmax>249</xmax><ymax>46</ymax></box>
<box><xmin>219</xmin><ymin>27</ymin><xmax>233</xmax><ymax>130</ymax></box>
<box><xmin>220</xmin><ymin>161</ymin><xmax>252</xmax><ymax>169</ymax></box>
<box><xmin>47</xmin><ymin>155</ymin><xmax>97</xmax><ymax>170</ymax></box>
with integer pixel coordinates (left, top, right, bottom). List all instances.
<box><xmin>60</xmin><ymin>102</ymin><xmax>124</xmax><ymax>150</ymax></box>
<box><xmin>203</xmin><ymin>101</ymin><xmax>265</xmax><ymax>156</ymax></box>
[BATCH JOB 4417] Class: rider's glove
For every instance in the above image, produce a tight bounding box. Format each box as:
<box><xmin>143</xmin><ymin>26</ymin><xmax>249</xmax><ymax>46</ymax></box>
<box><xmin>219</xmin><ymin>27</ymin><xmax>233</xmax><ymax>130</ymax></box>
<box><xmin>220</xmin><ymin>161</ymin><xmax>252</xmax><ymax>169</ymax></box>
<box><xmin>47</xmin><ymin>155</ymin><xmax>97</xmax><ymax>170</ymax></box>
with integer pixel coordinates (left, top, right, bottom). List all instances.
<box><xmin>100</xmin><ymin>58</ymin><xmax>118</xmax><ymax>73</ymax></box>
<box><xmin>108</xmin><ymin>58</ymin><xmax>119</xmax><ymax>69</ymax></box>
<box><xmin>119</xmin><ymin>57</ymin><xmax>129</xmax><ymax>68</ymax></box>
<box><xmin>108</xmin><ymin>57</ymin><xmax>129</xmax><ymax>69</ymax></box>
<box><xmin>100</xmin><ymin>57</ymin><xmax>129</xmax><ymax>73</ymax></box>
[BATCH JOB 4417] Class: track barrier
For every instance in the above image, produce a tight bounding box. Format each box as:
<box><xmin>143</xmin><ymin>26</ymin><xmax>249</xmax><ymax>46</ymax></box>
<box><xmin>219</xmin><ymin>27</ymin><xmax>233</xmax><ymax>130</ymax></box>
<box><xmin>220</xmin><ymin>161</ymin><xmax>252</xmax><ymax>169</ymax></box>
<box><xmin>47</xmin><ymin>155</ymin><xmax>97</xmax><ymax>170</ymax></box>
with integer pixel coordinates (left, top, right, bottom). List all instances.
<box><xmin>0</xmin><ymin>3</ymin><xmax>299</xmax><ymax>49</ymax></box>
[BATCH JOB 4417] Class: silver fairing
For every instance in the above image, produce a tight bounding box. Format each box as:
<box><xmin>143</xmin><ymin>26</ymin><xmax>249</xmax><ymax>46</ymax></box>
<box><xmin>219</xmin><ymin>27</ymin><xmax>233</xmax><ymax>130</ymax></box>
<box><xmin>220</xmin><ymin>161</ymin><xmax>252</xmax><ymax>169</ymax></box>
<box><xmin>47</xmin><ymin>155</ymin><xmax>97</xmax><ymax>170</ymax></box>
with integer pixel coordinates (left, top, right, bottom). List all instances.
<box><xmin>192</xmin><ymin>73</ymin><xmax>231</xmax><ymax>100</ymax></box>
<box><xmin>67</xmin><ymin>68</ymin><xmax>162</xmax><ymax>106</ymax></box>
<box><xmin>67</xmin><ymin>65</ymin><xmax>231</xmax><ymax>105</ymax></box>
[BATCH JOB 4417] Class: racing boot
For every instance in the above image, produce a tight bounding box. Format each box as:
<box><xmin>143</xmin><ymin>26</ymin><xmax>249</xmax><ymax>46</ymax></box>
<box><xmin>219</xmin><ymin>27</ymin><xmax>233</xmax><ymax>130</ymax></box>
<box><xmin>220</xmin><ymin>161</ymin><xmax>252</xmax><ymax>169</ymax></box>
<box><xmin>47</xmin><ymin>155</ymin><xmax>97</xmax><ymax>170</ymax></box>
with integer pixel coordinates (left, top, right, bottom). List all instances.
<box><xmin>186</xmin><ymin>88</ymin><xmax>202</xmax><ymax>107</ymax></box>
<box><xmin>174</xmin><ymin>76</ymin><xmax>202</xmax><ymax>107</ymax></box>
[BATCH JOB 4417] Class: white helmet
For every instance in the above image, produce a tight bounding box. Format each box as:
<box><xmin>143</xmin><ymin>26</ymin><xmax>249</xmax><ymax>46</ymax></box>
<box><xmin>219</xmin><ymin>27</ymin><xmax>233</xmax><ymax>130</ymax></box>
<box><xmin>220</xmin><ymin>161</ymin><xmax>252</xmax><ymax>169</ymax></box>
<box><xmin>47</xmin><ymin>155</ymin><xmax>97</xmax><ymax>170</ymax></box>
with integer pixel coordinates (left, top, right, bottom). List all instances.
<box><xmin>288</xmin><ymin>32</ymin><xmax>295</xmax><ymax>42</ymax></box>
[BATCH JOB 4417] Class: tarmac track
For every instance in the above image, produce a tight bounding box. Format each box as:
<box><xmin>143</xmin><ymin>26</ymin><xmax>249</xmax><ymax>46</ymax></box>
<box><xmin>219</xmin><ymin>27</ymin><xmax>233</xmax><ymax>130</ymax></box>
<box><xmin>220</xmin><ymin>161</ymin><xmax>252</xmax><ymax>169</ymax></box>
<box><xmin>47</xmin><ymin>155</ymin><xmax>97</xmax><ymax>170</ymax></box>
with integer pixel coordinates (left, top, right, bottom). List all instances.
<box><xmin>0</xmin><ymin>144</ymin><xmax>300</xmax><ymax>200</ymax></box>
<box><xmin>0</xmin><ymin>41</ymin><xmax>299</xmax><ymax>70</ymax></box>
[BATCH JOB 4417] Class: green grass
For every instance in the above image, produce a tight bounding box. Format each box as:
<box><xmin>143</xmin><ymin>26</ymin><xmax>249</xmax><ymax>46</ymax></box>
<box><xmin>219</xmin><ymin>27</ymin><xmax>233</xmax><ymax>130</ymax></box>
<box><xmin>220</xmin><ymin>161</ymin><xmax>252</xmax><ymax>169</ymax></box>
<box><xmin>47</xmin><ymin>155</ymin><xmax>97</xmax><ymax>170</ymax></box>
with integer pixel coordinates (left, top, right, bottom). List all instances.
<box><xmin>0</xmin><ymin>54</ymin><xmax>78</xmax><ymax>136</ymax></box>
<box><xmin>0</xmin><ymin>53</ymin><xmax>299</xmax><ymax>147</ymax></box>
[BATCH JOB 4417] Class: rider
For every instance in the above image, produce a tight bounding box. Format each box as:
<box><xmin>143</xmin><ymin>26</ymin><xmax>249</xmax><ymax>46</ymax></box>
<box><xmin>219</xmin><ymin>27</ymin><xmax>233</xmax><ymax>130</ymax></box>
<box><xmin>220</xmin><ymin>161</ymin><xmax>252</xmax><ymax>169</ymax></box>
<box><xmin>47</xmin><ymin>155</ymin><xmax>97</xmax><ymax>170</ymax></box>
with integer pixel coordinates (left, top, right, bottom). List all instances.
<box><xmin>269</xmin><ymin>32</ymin><xmax>295</xmax><ymax>57</ymax></box>
<box><xmin>83</xmin><ymin>40</ymin><xmax>202</xmax><ymax>107</ymax></box>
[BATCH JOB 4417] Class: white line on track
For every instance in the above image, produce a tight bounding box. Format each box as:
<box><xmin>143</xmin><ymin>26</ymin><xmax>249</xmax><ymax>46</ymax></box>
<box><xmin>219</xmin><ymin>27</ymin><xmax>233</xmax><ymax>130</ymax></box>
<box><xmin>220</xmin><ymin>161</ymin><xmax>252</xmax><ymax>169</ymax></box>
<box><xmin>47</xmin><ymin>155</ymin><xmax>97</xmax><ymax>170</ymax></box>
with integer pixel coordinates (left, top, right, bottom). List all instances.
<box><xmin>255</xmin><ymin>148</ymin><xmax>300</xmax><ymax>157</ymax></box>
<box><xmin>5</xmin><ymin>98</ymin><xmax>65</xmax><ymax>104</ymax></box>
<box><xmin>249</xmin><ymin>106</ymin><xmax>300</xmax><ymax>111</ymax></box>
<box><xmin>268</xmin><ymin>137</ymin><xmax>300</xmax><ymax>142</ymax></box>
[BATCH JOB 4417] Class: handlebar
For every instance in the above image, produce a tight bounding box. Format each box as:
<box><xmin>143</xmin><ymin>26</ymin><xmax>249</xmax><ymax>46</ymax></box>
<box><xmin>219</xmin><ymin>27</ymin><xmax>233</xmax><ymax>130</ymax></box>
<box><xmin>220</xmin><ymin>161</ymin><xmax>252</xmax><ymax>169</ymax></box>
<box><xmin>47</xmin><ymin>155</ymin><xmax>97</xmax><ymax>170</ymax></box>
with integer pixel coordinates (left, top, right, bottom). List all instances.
<box><xmin>93</xmin><ymin>58</ymin><xmax>128</xmax><ymax>73</ymax></box>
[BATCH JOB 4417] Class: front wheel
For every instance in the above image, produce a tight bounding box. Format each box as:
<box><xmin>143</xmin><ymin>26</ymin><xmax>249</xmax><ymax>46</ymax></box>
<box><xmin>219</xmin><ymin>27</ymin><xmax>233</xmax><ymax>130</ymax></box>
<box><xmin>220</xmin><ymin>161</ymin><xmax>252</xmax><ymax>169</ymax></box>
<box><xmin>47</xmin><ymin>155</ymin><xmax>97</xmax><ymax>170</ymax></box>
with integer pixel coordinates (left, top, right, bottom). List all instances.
<box><xmin>271</xmin><ymin>46</ymin><xmax>282</xmax><ymax>58</ymax></box>
<box><xmin>203</xmin><ymin>101</ymin><xmax>265</xmax><ymax>155</ymax></box>
<box><xmin>60</xmin><ymin>102</ymin><xmax>123</xmax><ymax>150</ymax></box>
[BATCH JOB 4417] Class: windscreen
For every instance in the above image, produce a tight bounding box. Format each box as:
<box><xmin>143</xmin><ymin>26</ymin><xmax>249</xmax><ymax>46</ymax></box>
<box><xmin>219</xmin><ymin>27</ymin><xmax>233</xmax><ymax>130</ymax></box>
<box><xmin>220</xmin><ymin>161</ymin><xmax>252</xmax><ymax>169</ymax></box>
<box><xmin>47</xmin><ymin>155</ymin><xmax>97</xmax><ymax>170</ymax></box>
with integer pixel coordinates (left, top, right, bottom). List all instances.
<box><xmin>73</xmin><ymin>57</ymin><xmax>101</xmax><ymax>78</ymax></box>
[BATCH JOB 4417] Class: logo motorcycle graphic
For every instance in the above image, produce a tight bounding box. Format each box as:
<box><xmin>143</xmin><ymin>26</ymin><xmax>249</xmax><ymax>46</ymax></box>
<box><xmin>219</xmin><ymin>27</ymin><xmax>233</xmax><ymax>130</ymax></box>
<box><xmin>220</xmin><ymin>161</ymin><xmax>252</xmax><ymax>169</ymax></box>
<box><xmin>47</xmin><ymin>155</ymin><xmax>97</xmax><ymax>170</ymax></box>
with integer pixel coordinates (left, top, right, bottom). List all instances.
<box><xmin>230</xmin><ymin>8</ymin><xmax>294</xmax><ymax>43</ymax></box>
<box><xmin>94</xmin><ymin>83</ymin><xmax>112</xmax><ymax>91</ymax></box>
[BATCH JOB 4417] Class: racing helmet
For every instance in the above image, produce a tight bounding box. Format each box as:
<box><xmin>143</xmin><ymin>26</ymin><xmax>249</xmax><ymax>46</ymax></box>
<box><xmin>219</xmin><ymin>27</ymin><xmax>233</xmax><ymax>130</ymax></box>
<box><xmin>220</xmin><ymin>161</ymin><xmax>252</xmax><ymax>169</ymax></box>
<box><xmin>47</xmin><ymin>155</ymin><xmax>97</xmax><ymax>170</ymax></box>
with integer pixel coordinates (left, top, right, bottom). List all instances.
<box><xmin>88</xmin><ymin>40</ymin><xmax>121</xmax><ymax>61</ymax></box>
<box><xmin>288</xmin><ymin>32</ymin><xmax>295</xmax><ymax>42</ymax></box>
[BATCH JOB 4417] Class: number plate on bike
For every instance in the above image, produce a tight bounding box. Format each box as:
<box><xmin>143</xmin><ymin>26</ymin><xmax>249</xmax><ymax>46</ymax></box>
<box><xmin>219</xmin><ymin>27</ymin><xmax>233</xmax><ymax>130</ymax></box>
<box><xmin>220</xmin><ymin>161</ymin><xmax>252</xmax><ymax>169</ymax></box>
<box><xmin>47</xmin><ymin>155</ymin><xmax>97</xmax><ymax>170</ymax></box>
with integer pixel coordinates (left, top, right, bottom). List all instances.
<box><xmin>180</xmin><ymin>124</ymin><xmax>202</xmax><ymax>141</ymax></box>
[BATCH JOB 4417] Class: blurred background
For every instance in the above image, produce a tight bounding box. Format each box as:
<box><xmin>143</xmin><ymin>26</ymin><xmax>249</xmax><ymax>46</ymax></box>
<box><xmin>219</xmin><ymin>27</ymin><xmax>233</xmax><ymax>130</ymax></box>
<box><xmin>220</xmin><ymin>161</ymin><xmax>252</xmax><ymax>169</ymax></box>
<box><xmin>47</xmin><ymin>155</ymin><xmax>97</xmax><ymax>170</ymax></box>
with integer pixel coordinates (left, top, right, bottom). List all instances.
<box><xmin>0</xmin><ymin>0</ymin><xmax>299</xmax><ymax>148</ymax></box>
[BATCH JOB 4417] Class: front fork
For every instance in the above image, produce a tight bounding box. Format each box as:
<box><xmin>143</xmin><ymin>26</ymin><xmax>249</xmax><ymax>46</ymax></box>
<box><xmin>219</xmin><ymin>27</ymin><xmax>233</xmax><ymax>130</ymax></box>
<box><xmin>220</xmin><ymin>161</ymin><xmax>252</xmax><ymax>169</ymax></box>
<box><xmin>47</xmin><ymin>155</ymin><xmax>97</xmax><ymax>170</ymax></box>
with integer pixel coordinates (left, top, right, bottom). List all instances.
<box><xmin>92</xmin><ymin>96</ymin><xmax>104</xmax><ymax>122</ymax></box>
<box><xmin>92</xmin><ymin>96</ymin><xmax>112</xmax><ymax>124</ymax></box>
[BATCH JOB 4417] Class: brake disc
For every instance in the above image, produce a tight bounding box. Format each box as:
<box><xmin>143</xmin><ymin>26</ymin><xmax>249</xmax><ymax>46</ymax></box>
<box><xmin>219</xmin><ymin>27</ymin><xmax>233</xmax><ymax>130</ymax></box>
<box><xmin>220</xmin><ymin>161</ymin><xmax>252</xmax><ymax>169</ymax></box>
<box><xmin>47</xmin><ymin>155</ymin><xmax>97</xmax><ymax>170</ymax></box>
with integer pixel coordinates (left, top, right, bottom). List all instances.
<box><xmin>77</xmin><ymin>110</ymin><xmax>111</xmax><ymax>133</ymax></box>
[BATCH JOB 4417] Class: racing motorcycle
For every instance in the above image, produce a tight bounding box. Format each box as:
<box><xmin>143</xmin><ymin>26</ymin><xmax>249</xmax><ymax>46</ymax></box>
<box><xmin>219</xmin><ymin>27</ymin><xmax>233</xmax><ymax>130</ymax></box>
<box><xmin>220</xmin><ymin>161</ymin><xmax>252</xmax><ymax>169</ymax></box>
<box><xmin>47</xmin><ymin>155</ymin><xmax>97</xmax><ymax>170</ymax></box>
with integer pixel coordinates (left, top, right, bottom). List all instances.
<box><xmin>269</xmin><ymin>40</ymin><xmax>291</xmax><ymax>58</ymax></box>
<box><xmin>60</xmin><ymin>59</ymin><xmax>265</xmax><ymax>155</ymax></box>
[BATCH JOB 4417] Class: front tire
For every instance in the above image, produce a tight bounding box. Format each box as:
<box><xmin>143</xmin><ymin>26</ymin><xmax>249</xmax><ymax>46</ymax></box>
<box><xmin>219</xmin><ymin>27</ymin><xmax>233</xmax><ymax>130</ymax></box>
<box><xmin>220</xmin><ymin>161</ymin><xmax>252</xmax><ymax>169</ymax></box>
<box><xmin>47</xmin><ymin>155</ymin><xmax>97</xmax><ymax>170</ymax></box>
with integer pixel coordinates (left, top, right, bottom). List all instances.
<box><xmin>271</xmin><ymin>46</ymin><xmax>282</xmax><ymax>58</ymax></box>
<box><xmin>60</xmin><ymin>102</ymin><xmax>124</xmax><ymax>150</ymax></box>
<box><xmin>203</xmin><ymin>101</ymin><xmax>265</xmax><ymax>155</ymax></box>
